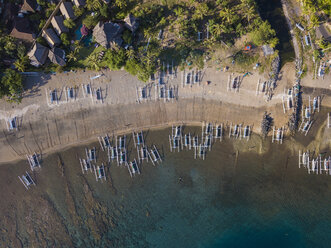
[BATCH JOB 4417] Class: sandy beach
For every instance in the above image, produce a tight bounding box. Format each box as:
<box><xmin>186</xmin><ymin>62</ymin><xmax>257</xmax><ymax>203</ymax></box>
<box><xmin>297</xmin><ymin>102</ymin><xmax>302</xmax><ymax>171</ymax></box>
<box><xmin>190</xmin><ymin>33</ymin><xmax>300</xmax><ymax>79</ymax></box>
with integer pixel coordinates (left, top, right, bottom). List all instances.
<box><xmin>0</xmin><ymin>64</ymin><xmax>330</xmax><ymax>164</ymax></box>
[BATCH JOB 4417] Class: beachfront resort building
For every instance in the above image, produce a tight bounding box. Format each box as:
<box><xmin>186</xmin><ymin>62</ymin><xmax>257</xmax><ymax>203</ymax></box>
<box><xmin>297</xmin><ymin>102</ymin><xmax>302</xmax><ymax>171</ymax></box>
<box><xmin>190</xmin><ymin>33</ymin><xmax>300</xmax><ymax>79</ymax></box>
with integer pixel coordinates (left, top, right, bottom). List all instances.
<box><xmin>72</xmin><ymin>0</ymin><xmax>86</xmax><ymax>7</ymax></box>
<box><xmin>60</xmin><ymin>1</ymin><xmax>76</xmax><ymax>20</ymax></box>
<box><xmin>27</xmin><ymin>43</ymin><xmax>49</xmax><ymax>67</ymax></box>
<box><xmin>10</xmin><ymin>16</ymin><xmax>35</xmax><ymax>42</ymax></box>
<box><xmin>51</xmin><ymin>16</ymin><xmax>69</xmax><ymax>36</ymax></box>
<box><xmin>21</xmin><ymin>0</ymin><xmax>40</xmax><ymax>13</ymax></box>
<box><xmin>42</xmin><ymin>28</ymin><xmax>61</xmax><ymax>47</ymax></box>
<box><xmin>48</xmin><ymin>47</ymin><xmax>66</xmax><ymax>66</ymax></box>
<box><xmin>93</xmin><ymin>21</ymin><xmax>124</xmax><ymax>49</ymax></box>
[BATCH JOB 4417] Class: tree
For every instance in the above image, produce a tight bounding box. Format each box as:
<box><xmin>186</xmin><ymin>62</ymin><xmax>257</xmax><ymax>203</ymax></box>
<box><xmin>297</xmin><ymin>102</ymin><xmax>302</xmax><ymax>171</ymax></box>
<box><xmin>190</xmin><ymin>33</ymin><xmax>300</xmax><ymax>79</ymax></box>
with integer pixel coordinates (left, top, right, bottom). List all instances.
<box><xmin>86</xmin><ymin>53</ymin><xmax>100</xmax><ymax>71</ymax></box>
<box><xmin>193</xmin><ymin>2</ymin><xmax>209</xmax><ymax>20</ymax></box>
<box><xmin>14</xmin><ymin>56</ymin><xmax>29</xmax><ymax>72</ymax></box>
<box><xmin>250</xmin><ymin>21</ymin><xmax>277</xmax><ymax>46</ymax></box>
<box><xmin>60</xmin><ymin>33</ymin><xmax>70</xmax><ymax>46</ymax></box>
<box><xmin>83</xmin><ymin>14</ymin><xmax>99</xmax><ymax>29</ymax></box>
<box><xmin>99</xmin><ymin>3</ymin><xmax>109</xmax><ymax>18</ymax></box>
<box><xmin>0</xmin><ymin>69</ymin><xmax>23</xmax><ymax>103</ymax></box>
<box><xmin>105</xmin><ymin>48</ymin><xmax>126</xmax><ymax>70</ymax></box>
<box><xmin>73</xmin><ymin>6</ymin><xmax>85</xmax><ymax>17</ymax></box>
<box><xmin>63</xmin><ymin>19</ymin><xmax>75</xmax><ymax>29</ymax></box>
<box><xmin>67</xmin><ymin>51</ymin><xmax>77</xmax><ymax>62</ymax></box>
<box><xmin>219</xmin><ymin>7</ymin><xmax>234</xmax><ymax>23</ymax></box>
<box><xmin>86</xmin><ymin>0</ymin><xmax>102</xmax><ymax>11</ymax></box>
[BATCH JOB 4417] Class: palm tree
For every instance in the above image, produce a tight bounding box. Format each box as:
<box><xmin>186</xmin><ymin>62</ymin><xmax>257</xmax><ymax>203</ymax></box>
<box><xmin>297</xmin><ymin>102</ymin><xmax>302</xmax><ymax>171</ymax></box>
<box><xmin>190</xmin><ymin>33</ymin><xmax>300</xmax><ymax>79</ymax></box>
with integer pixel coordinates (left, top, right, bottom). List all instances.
<box><xmin>243</xmin><ymin>5</ymin><xmax>256</xmax><ymax>24</ymax></box>
<box><xmin>67</xmin><ymin>51</ymin><xmax>77</xmax><ymax>62</ymax></box>
<box><xmin>193</xmin><ymin>3</ymin><xmax>209</xmax><ymax>20</ymax></box>
<box><xmin>87</xmin><ymin>53</ymin><xmax>100</xmax><ymax>71</ymax></box>
<box><xmin>219</xmin><ymin>7</ymin><xmax>234</xmax><ymax>23</ymax></box>
<box><xmin>86</xmin><ymin>0</ymin><xmax>102</xmax><ymax>11</ymax></box>
<box><xmin>126</xmin><ymin>48</ymin><xmax>135</xmax><ymax>59</ymax></box>
<box><xmin>115</xmin><ymin>0</ymin><xmax>127</xmax><ymax>9</ymax></box>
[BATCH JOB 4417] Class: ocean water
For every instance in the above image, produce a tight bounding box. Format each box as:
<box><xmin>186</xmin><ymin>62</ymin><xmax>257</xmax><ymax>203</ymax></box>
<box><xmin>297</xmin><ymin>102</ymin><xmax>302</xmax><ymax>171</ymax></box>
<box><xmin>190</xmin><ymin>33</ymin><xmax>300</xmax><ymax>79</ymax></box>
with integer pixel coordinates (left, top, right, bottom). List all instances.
<box><xmin>1</xmin><ymin>127</ymin><xmax>331</xmax><ymax>247</ymax></box>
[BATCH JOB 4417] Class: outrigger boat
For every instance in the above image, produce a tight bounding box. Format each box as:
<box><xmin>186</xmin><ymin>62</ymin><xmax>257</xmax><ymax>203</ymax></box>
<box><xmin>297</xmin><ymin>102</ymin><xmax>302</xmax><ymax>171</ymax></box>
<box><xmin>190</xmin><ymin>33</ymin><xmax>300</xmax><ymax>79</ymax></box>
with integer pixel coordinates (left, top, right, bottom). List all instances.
<box><xmin>169</xmin><ymin>135</ymin><xmax>181</xmax><ymax>152</ymax></box>
<box><xmin>94</xmin><ymin>164</ymin><xmax>106</xmax><ymax>182</ymax></box>
<box><xmin>299</xmin><ymin>120</ymin><xmax>313</xmax><ymax>136</ymax></box>
<box><xmin>117</xmin><ymin>135</ymin><xmax>126</xmax><ymax>150</ymax></box>
<box><xmin>229</xmin><ymin>123</ymin><xmax>241</xmax><ymax>138</ymax></box>
<box><xmin>272</xmin><ymin>127</ymin><xmax>284</xmax><ymax>144</ymax></box>
<box><xmin>117</xmin><ymin>149</ymin><xmax>127</xmax><ymax>166</ymax></box>
<box><xmin>312</xmin><ymin>96</ymin><xmax>320</xmax><ymax>113</ymax></box>
<box><xmin>110</xmin><ymin>146</ymin><xmax>118</xmax><ymax>161</ymax></box>
<box><xmin>132</xmin><ymin>131</ymin><xmax>144</xmax><ymax>147</ymax></box>
<box><xmin>183</xmin><ymin>133</ymin><xmax>192</xmax><ymax>150</ymax></box>
<box><xmin>149</xmin><ymin>145</ymin><xmax>162</xmax><ymax>166</ymax></box>
<box><xmin>194</xmin><ymin>144</ymin><xmax>205</xmax><ymax>160</ymax></box>
<box><xmin>127</xmin><ymin>159</ymin><xmax>140</xmax><ymax>177</ymax></box>
<box><xmin>299</xmin><ymin>150</ymin><xmax>310</xmax><ymax>169</ymax></box>
<box><xmin>203</xmin><ymin>122</ymin><xmax>213</xmax><ymax>136</ymax></box>
<box><xmin>243</xmin><ymin>125</ymin><xmax>251</xmax><ymax>140</ymax></box>
<box><xmin>7</xmin><ymin>117</ymin><xmax>18</xmax><ymax>131</ymax></box>
<box><xmin>80</xmin><ymin>158</ymin><xmax>92</xmax><ymax>174</ymax></box>
<box><xmin>214</xmin><ymin>124</ymin><xmax>223</xmax><ymax>141</ymax></box>
<box><xmin>204</xmin><ymin>134</ymin><xmax>212</xmax><ymax>151</ymax></box>
<box><xmin>18</xmin><ymin>172</ymin><xmax>35</xmax><ymax>190</ymax></box>
<box><xmin>98</xmin><ymin>134</ymin><xmax>111</xmax><ymax>151</ymax></box>
<box><xmin>137</xmin><ymin>146</ymin><xmax>149</xmax><ymax>164</ymax></box>
<box><xmin>26</xmin><ymin>153</ymin><xmax>41</xmax><ymax>171</ymax></box>
<box><xmin>86</xmin><ymin>147</ymin><xmax>96</xmax><ymax>162</ymax></box>
<box><xmin>172</xmin><ymin>125</ymin><xmax>182</xmax><ymax>138</ymax></box>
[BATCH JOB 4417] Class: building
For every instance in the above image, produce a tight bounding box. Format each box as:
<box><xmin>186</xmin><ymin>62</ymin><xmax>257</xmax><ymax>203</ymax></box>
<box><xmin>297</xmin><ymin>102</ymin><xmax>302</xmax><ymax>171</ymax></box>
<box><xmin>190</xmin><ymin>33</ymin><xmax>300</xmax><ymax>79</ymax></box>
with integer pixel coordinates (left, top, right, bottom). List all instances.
<box><xmin>262</xmin><ymin>44</ymin><xmax>274</xmax><ymax>56</ymax></box>
<box><xmin>10</xmin><ymin>16</ymin><xmax>35</xmax><ymax>42</ymax></box>
<box><xmin>60</xmin><ymin>1</ymin><xmax>76</xmax><ymax>20</ymax></box>
<box><xmin>42</xmin><ymin>28</ymin><xmax>61</xmax><ymax>47</ymax></box>
<box><xmin>51</xmin><ymin>16</ymin><xmax>69</xmax><ymax>36</ymax></box>
<box><xmin>21</xmin><ymin>0</ymin><xmax>40</xmax><ymax>13</ymax></box>
<box><xmin>27</xmin><ymin>43</ymin><xmax>49</xmax><ymax>67</ymax></box>
<box><xmin>93</xmin><ymin>21</ymin><xmax>123</xmax><ymax>49</ymax></box>
<box><xmin>72</xmin><ymin>0</ymin><xmax>85</xmax><ymax>7</ymax></box>
<box><xmin>124</xmin><ymin>14</ymin><xmax>139</xmax><ymax>32</ymax></box>
<box><xmin>48</xmin><ymin>47</ymin><xmax>66</xmax><ymax>66</ymax></box>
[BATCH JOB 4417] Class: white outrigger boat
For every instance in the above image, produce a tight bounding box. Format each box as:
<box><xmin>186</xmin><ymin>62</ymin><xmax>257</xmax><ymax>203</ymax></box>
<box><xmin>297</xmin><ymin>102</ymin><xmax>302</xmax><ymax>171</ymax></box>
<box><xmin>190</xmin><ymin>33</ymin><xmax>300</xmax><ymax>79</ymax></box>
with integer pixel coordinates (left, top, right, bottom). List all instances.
<box><xmin>26</xmin><ymin>153</ymin><xmax>41</xmax><ymax>171</ymax></box>
<box><xmin>132</xmin><ymin>131</ymin><xmax>144</xmax><ymax>147</ymax></box>
<box><xmin>229</xmin><ymin>123</ymin><xmax>241</xmax><ymax>138</ymax></box>
<box><xmin>299</xmin><ymin>119</ymin><xmax>313</xmax><ymax>136</ymax></box>
<box><xmin>94</xmin><ymin>164</ymin><xmax>106</xmax><ymax>182</ymax></box>
<box><xmin>214</xmin><ymin>124</ymin><xmax>223</xmax><ymax>141</ymax></box>
<box><xmin>127</xmin><ymin>159</ymin><xmax>140</xmax><ymax>177</ymax></box>
<box><xmin>86</xmin><ymin>147</ymin><xmax>96</xmax><ymax>162</ymax></box>
<box><xmin>149</xmin><ymin>145</ymin><xmax>162</xmax><ymax>166</ymax></box>
<box><xmin>117</xmin><ymin>148</ymin><xmax>127</xmax><ymax>166</ymax></box>
<box><xmin>299</xmin><ymin>150</ymin><xmax>310</xmax><ymax>169</ymax></box>
<box><xmin>7</xmin><ymin>117</ymin><xmax>18</xmax><ymax>131</ymax></box>
<box><xmin>204</xmin><ymin>134</ymin><xmax>212</xmax><ymax>151</ymax></box>
<box><xmin>243</xmin><ymin>125</ymin><xmax>251</xmax><ymax>140</ymax></box>
<box><xmin>18</xmin><ymin>171</ymin><xmax>35</xmax><ymax>190</ymax></box>
<box><xmin>109</xmin><ymin>146</ymin><xmax>118</xmax><ymax>161</ymax></box>
<box><xmin>194</xmin><ymin>144</ymin><xmax>206</xmax><ymax>160</ymax></box>
<box><xmin>172</xmin><ymin>125</ymin><xmax>182</xmax><ymax>138</ymax></box>
<box><xmin>202</xmin><ymin>122</ymin><xmax>213</xmax><ymax>136</ymax></box>
<box><xmin>169</xmin><ymin>135</ymin><xmax>181</xmax><ymax>152</ymax></box>
<box><xmin>79</xmin><ymin>158</ymin><xmax>92</xmax><ymax>174</ymax></box>
<box><xmin>183</xmin><ymin>133</ymin><xmax>192</xmax><ymax>150</ymax></box>
<box><xmin>117</xmin><ymin>135</ymin><xmax>126</xmax><ymax>150</ymax></box>
<box><xmin>192</xmin><ymin>136</ymin><xmax>199</xmax><ymax>149</ymax></box>
<box><xmin>272</xmin><ymin>127</ymin><xmax>284</xmax><ymax>144</ymax></box>
<box><xmin>137</xmin><ymin>146</ymin><xmax>149</xmax><ymax>164</ymax></box>
<box><xmin>98</xmin><ymin>134</ymin><xmax>111</xmax><ymax>151</ymax></box>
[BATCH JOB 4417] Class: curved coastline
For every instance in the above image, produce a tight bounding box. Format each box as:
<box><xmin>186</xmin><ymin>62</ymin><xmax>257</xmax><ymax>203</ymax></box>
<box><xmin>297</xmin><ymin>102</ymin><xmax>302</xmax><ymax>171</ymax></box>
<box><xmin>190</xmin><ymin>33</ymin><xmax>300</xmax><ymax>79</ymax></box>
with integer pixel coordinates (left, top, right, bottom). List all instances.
<box><xmin>0</xmin><ymin>67</ymin><xmax>329</xmax><ymax>164</ymax></box>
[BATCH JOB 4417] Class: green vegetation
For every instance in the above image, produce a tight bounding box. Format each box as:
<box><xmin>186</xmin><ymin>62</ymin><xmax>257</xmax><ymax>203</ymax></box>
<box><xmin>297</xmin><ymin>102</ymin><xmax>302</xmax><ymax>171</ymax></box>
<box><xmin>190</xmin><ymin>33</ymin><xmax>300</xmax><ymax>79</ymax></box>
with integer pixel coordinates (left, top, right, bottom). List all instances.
<box><xmin>63</xmin><ymin>19</ymin><xmax>76</xmax><ymax>29</ymax></box>
<box><xmin>0</xmin><ymin>69</ymin><xmax>23</xmax><ymax>103</ymax></box>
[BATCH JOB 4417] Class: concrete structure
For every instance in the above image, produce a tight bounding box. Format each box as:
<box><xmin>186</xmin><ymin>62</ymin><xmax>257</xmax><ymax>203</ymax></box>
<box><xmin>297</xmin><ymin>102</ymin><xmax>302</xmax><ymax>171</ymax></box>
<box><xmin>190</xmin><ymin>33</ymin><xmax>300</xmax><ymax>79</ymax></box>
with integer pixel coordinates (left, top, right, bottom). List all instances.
<box><xmin>21</xmin><ymin>0</ymin><xmax>39</xmax><ymax>13</ymax></box>
<box><xmin>72</xmin><ymin>0</ymin><xmax>85</xmax><ymax>7</ymax></box>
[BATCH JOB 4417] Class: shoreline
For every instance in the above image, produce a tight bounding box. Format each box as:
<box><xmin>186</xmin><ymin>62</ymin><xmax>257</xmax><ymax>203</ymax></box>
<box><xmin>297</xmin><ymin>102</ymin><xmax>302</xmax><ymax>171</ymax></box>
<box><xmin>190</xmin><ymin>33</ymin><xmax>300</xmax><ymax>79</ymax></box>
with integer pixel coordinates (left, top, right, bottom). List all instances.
<box><xmin>0</xmin><ymin>66</ymin><xmax>329</xmax><ymax>164</ymax></box>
